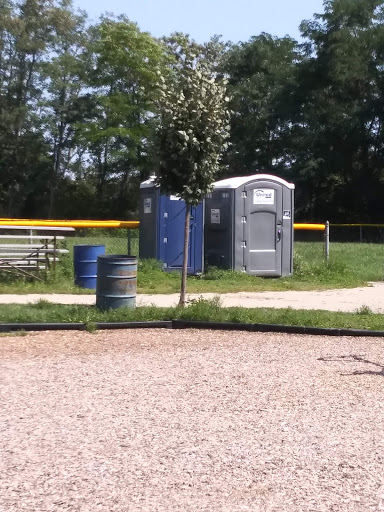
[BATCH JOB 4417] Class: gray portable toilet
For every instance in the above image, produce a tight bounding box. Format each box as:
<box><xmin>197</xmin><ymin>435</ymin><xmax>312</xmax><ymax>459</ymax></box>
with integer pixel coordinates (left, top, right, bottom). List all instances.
<box><xmin>204</xmin><ymin>174</ymin><xmax>294</xmax><ymax>277</ymax></box>
<box><xmin>139</xmin><ymin>178</ymin><xmax>204</xmax><ymax>275</ymax></box>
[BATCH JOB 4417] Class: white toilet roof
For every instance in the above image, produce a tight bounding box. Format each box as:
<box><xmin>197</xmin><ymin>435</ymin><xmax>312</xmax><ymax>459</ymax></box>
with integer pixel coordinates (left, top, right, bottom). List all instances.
<box><xmin>141</xmin><ymin>174</ymin><xmax>295</xmax><ymax>190</ymax></box>
<box><xmin>140</xmin><ymin>176</ymin><xmax>156</xmax><ymax>188</ymax></box>
<box><xmin>213</xmin><ymin>174</ymin><xmax>295</xmax><ymax>190</ymax></box>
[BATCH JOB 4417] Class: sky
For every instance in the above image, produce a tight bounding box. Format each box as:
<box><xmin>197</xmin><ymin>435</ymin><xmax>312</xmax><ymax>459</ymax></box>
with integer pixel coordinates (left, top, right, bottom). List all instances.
<box><xmin>72</xmin><ymin>0</ymin><xmax>326</xmax><ymax>43</ymax></box>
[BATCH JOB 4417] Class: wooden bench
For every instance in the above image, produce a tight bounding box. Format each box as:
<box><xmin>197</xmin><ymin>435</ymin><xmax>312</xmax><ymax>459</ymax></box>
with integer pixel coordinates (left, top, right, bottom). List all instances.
<box><xmin>0</xmin><ymin>226</ymin><xmax>75</xmax><ymax>280</ymax></box>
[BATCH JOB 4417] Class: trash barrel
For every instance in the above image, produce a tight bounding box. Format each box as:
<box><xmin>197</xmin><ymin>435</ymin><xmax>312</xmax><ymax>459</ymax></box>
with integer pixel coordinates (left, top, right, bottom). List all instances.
<box><xmin>73</xmin><ymin>245</ymin><xmax>106</xmax><ymax>289</ymax></box>
<box><xmin>96</xmin><ymin>255</ymin><xmax>137</xmax><ymax>310</ymax></box>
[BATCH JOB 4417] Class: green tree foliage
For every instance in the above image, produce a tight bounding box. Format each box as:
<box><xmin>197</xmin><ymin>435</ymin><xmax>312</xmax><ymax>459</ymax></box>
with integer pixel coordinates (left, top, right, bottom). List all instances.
<box><xmin>1</xmin><ymin>0</ymin><xmax>384</xmax><ymax>224</ymax></box>
<box><xmin>223</xmin><ymin>0</ymin><xmax>384</xmax><ymax>222</ymax></box>
<box><xmin>0</xmin><ymin>0</ymin><xmax>60</xmax><ymax>216</ymax></box>
<box><xmin>155</xmin><ymin>34</ymin><xmax>230</xmax><ymax>205</ymax></box>
<box><xmin>294</xmin><ymin>0</ymin><xmax>384</xmax><ymax>221</ymax></box>
<box><xmin>40</xmin><ymin>5</ymin><xmax>88</xmax><ymax>217</ymax></box>
<box><xmin>224</xmin><ymin>33</ymin><xmax>299</xmax><ymax>177</ymax></box>
<box><xmin>0</xmin><ymin>0</ymin><xmax>90</xmax><ymax>218</ymax></box>
<box><xmin>0</xmin><ymin>3</ymin><xmax>166</xmax><ymax>219</ymax></box>
<box><xmin>74</xmin><ymin>16</ymin><xmax>166</xmax><ymax>218</ymax></box>
<box><xmin>154</xmin><ymin>34</ymin><xmax>230</xmax><ymax>304</ymax></box>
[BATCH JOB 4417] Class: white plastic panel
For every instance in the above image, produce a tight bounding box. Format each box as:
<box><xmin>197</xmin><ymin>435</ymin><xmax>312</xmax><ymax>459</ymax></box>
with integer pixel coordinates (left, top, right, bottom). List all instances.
<box><xmin>213</xmin><ymin>174</ymin><xmax>295</xmax><ymax>190</ymax></box>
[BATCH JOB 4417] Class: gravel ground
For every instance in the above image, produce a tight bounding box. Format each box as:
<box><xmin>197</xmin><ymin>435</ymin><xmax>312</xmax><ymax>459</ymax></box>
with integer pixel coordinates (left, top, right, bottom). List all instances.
<box><xmin>1</xmin><ymin>328</ymin><xmax>384</xmax><ymax>511</ymax></box>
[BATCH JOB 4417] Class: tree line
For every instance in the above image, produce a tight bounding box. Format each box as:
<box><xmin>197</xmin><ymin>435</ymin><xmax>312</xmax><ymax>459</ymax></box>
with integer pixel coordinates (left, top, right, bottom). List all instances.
<box><xmin>1</xmin><ymin>0</ymin><xmax>384</xmax><ymax>222</ymax></box>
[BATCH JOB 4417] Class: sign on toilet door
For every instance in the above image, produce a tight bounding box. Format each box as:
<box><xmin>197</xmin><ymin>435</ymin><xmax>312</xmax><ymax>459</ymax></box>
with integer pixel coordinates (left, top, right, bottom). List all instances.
<box><xmin>144</xmin><ymin>198</ymin><xmax>152</xmax><ymax>213</ymax></box>
<box><xmin>253</xmin><ymin>189</ymin><xmax>275</xmax><ymax>205</ymax></box>
<box><xmin>211</xmin><ymin>208</ymin><xmax>220</xmax><ymax>224</ymax></box>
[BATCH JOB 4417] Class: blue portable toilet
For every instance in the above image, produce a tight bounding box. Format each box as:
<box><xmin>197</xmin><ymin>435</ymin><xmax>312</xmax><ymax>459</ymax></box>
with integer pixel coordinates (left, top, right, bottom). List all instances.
<box><xmin>139</xmin><ymin>178</ymin><xmax>204</xmax><ymax>275</ymax></box>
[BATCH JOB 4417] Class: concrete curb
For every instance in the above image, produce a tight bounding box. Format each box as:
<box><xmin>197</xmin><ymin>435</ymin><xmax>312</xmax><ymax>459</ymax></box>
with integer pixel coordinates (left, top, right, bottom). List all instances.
<box><xmin>0</xmin><ymin>320</ymin><xmax>383</xmax><ymax>337</ymax></box>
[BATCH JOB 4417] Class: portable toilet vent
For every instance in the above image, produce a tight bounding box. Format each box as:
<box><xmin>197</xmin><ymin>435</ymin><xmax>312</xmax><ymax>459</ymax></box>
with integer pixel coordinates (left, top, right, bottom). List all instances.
<box><xmin>204</xmin><ymin>174</ymin><xmax>294</xmax><ymax>277</ymax></box>
<box><xmin>139</xmin><ymin>178</ymin><xmax>204</xmax><ymax>275</ymax></box>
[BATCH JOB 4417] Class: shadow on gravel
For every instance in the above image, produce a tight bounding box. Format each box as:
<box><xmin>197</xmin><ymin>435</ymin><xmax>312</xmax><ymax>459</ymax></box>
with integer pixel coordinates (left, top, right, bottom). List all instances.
<box><xmin>318</xmin><ymin>354</ymin><xmax>384</xmax><ymax>376</ymax></box>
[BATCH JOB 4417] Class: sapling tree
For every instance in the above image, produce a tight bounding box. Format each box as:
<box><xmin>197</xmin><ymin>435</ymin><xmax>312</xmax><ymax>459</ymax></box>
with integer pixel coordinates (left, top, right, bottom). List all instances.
<box><xmin>154</xmin><ymin>35</ymin><xmax>230</xmax><ymax>306</ymax></box>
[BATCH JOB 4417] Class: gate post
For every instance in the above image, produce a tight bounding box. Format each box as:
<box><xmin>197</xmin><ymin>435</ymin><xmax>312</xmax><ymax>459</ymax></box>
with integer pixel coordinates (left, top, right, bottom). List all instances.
<box><xmin>325</xmin><ymin>221</ymin><xmax>330</xmax><ymax>262</ymax></box>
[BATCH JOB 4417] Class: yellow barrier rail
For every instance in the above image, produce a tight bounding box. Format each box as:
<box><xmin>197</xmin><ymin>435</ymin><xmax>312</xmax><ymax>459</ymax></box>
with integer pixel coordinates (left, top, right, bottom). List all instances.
<box><xmin>0</xmin><ymin>218</ymin><xmax>139</xmax><ymax>229</ymax></box>
<box><xmin>294</xmin><ymin>223</ymin><xmax>326</xmax><ymax>231</ymax></box>
<box><xmin>0</xmin><ymin>219</ymin><xmax>328</xmax><ymax>230</ymax></box>
<box><xmin>3</xmin><ymin>220</ymin><xmax>382</xmax><ymax>231</ymax></box>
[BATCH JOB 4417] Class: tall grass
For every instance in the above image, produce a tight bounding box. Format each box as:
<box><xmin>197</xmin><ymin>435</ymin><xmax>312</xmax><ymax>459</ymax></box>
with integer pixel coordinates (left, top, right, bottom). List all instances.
<box><xmin>0</xmin><ymin>240</ymin><xmax>383</xmax><ymax>294</ymax></box>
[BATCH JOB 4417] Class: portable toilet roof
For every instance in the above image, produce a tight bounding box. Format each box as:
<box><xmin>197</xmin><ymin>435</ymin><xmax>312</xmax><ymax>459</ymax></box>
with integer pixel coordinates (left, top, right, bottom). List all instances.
<box><xmin>213</xmin><ymin>174</ymin><xmax>295</xmax><ymax>190</ymax></box>
<box><xmin>140</xmin><ymin>176</ymin><xmax>157</xmax><ymax>188</ymax></box>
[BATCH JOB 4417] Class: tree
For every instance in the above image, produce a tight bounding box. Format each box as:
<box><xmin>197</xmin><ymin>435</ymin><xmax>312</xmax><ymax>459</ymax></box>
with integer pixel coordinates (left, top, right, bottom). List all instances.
<box><xmin>0</xmin><ymin>0</ymin><xmax>87</xmax><ymax>218</ymax></box>
<box><xmin>40</xmin><ymin>4</ymin><xmax>88</xmax><ymax>217</ymax></box>
<box><xmin>0</xmin><ymin>0</ymin><xmax>58</xmax><ymax>216</ymax></box>
<box><xmin>224</xmin><ymin>33</ymin><xmax>299</xmax><ymax>178</ymax></box>
<box><xmin>294</xmin><ymin>0</ymin><xmax>384</xmax><ymax>221</ymax></box>
<box><xmin>154</xmin><ymin>35</ymin><xmax>230</xmax><ymax>306</ymax></box>
<box><xmin>74</xmin><ymin>15</ymin><xmax>166</xmax><ymax>218</ymax></box>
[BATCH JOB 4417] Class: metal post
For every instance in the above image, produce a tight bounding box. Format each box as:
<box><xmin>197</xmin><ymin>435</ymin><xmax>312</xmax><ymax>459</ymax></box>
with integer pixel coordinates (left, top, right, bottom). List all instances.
<box><xmin>53</xmin><ymin>234</ymin><xmax>57</xmax><ymax>271</ymax></box>
<box><xmin>325</xmin><ymin>221</ymin><xmax>330</xmax><ymax>262</ymax></box>
<box><xmin>127</xmin><ymin>229</ymin><xmax>131</xmax><ymax>255</ymax></box>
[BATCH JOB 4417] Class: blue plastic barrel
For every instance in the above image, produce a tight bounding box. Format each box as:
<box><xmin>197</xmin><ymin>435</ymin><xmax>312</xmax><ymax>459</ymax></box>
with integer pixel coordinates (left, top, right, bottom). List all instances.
<box><xmin>96</xmin><ymin>255</ymin><xmax>137</xmax><ymax>310</ymax></box>
<box><xmin>73</xmin><ymin>245</ymin><xmax>106</xmax><ymax>289</ymax></box>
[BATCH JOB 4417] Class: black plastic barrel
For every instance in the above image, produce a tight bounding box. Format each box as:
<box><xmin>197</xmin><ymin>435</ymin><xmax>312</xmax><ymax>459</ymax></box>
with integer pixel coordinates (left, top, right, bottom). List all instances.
<box><xmin>96</xmin><ymin>255</ymin><xmax>137</xmax><ymax>310</ymax></box>
<box><xmin>73</xmin><ymin>245</ymin><xmax>106</xmax><ymax>289</ymax></box>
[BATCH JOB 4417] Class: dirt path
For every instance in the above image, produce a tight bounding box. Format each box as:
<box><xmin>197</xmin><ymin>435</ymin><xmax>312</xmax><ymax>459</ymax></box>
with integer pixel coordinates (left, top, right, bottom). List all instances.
<box><xmin>1</xmin><ymin>281</ymin><xmax>384</xmax><ymax>312</ymax></box>
<box><xmin>1</xmin><ymin>328</ymin><xmax>384</xmax><ymax>511</ymax></box>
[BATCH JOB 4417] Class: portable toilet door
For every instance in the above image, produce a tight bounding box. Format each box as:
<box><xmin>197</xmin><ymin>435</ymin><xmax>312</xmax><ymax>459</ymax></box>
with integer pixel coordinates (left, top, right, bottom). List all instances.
<box><xmin>204</xmin><ymin>189</ymin><xmax>234</xmax><ymax>269</ymax></box>
<box><xmin>158</xmin><ymin>195</ymin><xmax>204</xmax><ymax>274</ymax></box>
<box><xmin>243</xmin><ymin>177</ymin><xmax>290</xmax><ymax>276</ymax></box>
<box><xmin>139</xmin><ymin>179</ymin><xmax>159</xmax><ymax>260</ymax></box>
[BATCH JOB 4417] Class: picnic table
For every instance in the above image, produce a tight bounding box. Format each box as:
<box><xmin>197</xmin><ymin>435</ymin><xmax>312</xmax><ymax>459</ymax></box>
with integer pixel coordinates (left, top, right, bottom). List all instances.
<box><xmin>0</xmin><ymin>225</ymin><xmax>75</xmax><ymax>280</ymax></box>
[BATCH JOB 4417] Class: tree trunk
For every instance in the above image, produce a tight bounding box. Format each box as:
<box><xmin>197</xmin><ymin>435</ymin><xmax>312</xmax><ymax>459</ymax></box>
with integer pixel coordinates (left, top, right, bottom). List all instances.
<box><xmin>178</xmin><ymin>204</ymin><xmax>191</xmax><ymax>307</ymax></box>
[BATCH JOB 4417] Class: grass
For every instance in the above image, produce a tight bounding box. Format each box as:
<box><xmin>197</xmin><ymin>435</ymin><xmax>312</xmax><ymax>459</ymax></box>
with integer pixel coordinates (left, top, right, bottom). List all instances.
<box><xmin>0</xmin><ymin>297</ymin><xmax>384</xmax><ymax>331</ymax></box>
<box><xmin>135</xmin><ymin>241</ymin><xmax>384</xmax><ymax>293</ymax></box>
<box><xmin>1</xmin><ymin>238</ymin><xmax>383</xmax><ymax>331</ymax></box>
<box><xmin>0</xmin><ymin>239</ymin><xmax>383</xmax><ymax>295</ymax></box>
